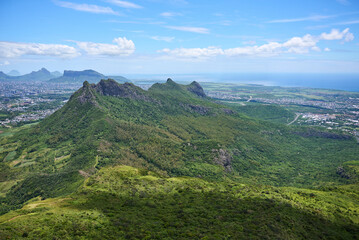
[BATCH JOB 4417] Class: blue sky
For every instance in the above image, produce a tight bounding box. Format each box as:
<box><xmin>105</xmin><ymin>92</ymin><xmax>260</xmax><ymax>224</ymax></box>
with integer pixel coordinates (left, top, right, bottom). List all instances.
<box><xmin>0</xmin><ymin>0</ymin><xmax>359</xmax><ymax>75</ymax></box>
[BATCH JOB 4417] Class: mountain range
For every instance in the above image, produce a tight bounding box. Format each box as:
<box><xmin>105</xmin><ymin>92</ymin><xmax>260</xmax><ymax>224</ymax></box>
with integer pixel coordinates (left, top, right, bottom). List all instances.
<box><xmin>0</xmin><ymin>79</ymin><xmax>358</xmax><ymax>239</ymax></box>
<box><xmin>0</xmin><ymin>68</ymin><xmax>128</xmax><ymax>84</ymax></box>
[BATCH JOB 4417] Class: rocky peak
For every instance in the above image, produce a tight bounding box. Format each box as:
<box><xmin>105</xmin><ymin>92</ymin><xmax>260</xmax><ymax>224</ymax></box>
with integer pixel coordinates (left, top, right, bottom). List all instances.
<box><xmin>39</xmin><ymin>68</ymin><xmax>50</xmax><ymax>73</ymax></box>
<box><xmin>187</xmin><ymin>81</ymin><xmax>206</xmax><ymax>97</ymax></box>
<box><xmin>76</xmin><ymin>80</ymin><xmax>98</xmax><ymax>106</ymax></box>
<box><xmin>94</xmin><ymin>79</ymin><xmax>150</xmax><ymax>101</ymax></box>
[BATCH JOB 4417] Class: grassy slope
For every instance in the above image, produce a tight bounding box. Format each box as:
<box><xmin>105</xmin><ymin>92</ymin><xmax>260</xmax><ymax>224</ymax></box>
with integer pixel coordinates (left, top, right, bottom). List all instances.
<box><xmin>0</xmin><ymin>79</ymin><xmax>359</xmax><ymax>237</ymax></box>
<box><xmin>225</xmin><ymin>102</ymin><xmax>296</xmax><ymax>124</ymax></box>
<box><xmin>0</xmin><ymin>165</ymin><xmax>358</xmax><ymax>239</ymax></box>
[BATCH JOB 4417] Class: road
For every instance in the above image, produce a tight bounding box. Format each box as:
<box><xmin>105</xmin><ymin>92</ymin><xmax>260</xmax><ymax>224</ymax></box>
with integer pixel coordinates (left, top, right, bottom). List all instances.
<box><xmin>287</xmin><ymin>113</ymin><xmax>300</xmax><ymax>125</ymax></box>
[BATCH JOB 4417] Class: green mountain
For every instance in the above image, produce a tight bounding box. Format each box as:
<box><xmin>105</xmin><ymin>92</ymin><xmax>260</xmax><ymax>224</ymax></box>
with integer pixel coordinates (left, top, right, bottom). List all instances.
<box><xmin>0</xmin><ymin>79</ymin><xmax>359</xmax><ymax>238</ymax></box>
<box><xmin>49</xmin><ymin>69</ymin><xmax>129</xmax><ymax>84</ymax></box>
<box><xmin>0</xmin><ymin>68</ymin><xmax>55</xmax><ymax>82</ymax></box>
<box><xmin>50</xmin><ymin>71</ymin><xmax>62</xmax><ymax>77</ymax></box>
<box><xmin>6</xmin><ymin>70</ymin><xmax>21</xmax><ymax>76</ymax></box>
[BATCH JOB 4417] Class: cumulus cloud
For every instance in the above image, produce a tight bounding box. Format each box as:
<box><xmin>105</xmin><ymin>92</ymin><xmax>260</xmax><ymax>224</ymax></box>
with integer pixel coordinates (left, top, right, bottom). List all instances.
<box><xmin>0</xmin><ymin>41</ymin><xmax>80</xmax><ymax>58</ymax></box>
<box><xmin>320</xmin><ymin>28</ymin><xmax>354</xmax><ymax>42</ymax></box>
<box><xmin>324</xmin><ymin>48</ymin><xmax>331</xmax><ymax>52</ymax></box>
<box><xmin>159</xmin><ymin>28</ymin><xmax>354</xmax><ymax>58</ymax></box>
<box><xmin>106</xmin><ymin>0</ymin><xmax>142</xmax><ymax>9</ymax></box>
<box><xmin>54</xmin><ymin>0</ymin><xmax>119</xmax><ymax>15</ymax></box>
<box><xmin>150</xmin><ymin>36</ymin><xmax>175</xmax><ymax>42</ymax></box>
<box><xmin>75</xmin><ymin>37</ymin><xmax>135</xmax><ymax>56</ymax></box>
<box><xmin>0</xmin><ymin>37</ymin><xmax>136</xmax><ymax>59</ymax></box>
<box><xmin>166</xmin><ymin>26</ymin><xmax>209</xmax><ymax>34</ymax></box>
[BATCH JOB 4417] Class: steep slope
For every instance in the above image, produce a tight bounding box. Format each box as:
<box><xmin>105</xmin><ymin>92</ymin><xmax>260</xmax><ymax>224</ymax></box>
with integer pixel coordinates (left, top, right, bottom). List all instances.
<box><xmin>0</xmin><ymin>79</ymin><xmax>359</xmax><ymax>215</ymax></box>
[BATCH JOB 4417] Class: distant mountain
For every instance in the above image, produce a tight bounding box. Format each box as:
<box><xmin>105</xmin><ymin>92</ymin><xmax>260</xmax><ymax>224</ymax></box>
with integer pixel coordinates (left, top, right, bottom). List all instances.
<box><xmin>49</xmin><ymin>69</ymin><xmax>115</xmax><ymax>83</ymax></box>
<box><xmin>0</xmin><ymin>68</ymin><xmax>55</xmax><ymax>82</ymax></box>
<box><xmin>51</xmin><ymin>71</ymin><xmax>62</xmax><ymax>77</ymax></box>
<box><xmin>7</xmin><ymin>70</ymin><xmax>21</xmax><ymax>76</ymax></box>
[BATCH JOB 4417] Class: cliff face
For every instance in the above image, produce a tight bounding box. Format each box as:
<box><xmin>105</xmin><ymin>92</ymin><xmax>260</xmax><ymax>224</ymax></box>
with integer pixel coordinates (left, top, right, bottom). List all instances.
<box><xmin>187</xmin><ymin>81</ymin><xmax>206</xmax><ymax>97</ymax></box>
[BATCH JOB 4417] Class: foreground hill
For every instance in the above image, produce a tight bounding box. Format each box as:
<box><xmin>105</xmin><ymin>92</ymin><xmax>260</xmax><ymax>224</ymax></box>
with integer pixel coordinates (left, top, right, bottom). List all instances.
<box><xmin>1</xmin><ymin>165</ymin><xmax>358</xmax><ymax>239</ymax></box>
<box><xmin>0</xmin><ymin>79</ymin><xmax>359</xmax><ymax>238</ymax></box>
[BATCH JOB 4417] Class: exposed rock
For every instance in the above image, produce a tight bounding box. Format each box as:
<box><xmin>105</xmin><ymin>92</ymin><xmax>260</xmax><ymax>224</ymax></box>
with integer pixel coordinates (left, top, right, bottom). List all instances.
<box><xmin>180</xmin><ymin>103</ymin><xmax>211</xmax><ymax>115</ymax></box>
<box><xmin>222</xmin><ymin>108</ymin><xmax>235</xmax><ymax>115</ymax></box>
<box><xmin>187</xmin><ymin>81</ymin><xmax>206</xmax><ymax>97</ymax></box>
<box><xmin>212</xmin><ymin>148</ymin><xmax>232</xmax><ymax>172</ymax></box>
<box><xmin>77</xmin><ymin>81</ymin><xmax>98</xmax><ymax>106</ymax></box>
<box><xmin>95</xmin><ymin>79</ymin><xmax>152</xmax><ymax>102</ymax></box>
<box><xmin>336</xmin><ymin>166</ymin><xmax>351</xmax><ymax>179</ymax></box>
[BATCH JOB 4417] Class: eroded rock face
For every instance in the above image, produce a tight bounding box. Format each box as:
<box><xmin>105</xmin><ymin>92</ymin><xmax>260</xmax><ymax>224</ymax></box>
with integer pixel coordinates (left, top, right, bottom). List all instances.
<box><xmin>336</xmin><ymin>166</ymin><xmax>351</xmax><ymax>179</ymax></box>
<box><xmin>95</xmin><ymin>79</ymin><xmax>152</xmax><ymax>102</ymax></box>
<box><xmin>180</xmin><ymin>103</ymin><xmax>211</xmax><ymax>115</ymax></box>
<box><xmin>77</xmin><ymin>81</ymin><xmax>98</xmax><ymax>106</ymax></box>
<box><xmin>212</xmin><ymin>149</ymin><xmax>232</xmax><ymax>172</ymax></box>
<box><xmin>187</xmin><ymin>81</ymin><xmax>206</xmax><ymax>97</ymax></box>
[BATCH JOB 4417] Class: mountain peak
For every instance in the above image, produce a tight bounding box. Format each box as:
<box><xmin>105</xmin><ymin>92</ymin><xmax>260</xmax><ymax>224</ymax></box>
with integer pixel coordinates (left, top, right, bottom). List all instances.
<box><xmin>187</xmin><ymin>81</ymin><xmax>206</xmax><ymax>97</ymax></box>
<box><xmin>166</xmin><ymin>78</ymin><xmax>175</xmax><ymax>84</ymax></box>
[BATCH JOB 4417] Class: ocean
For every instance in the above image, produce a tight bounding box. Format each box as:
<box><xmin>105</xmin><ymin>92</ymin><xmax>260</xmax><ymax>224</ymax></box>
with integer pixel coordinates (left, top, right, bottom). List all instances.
<box><xmin>127</xmin><ymin>73</ymin><xmax>359</xmax><ymax>92</ymax></box>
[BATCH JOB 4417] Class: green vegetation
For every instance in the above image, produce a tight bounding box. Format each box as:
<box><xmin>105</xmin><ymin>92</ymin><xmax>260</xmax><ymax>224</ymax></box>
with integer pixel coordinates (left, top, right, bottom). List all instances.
<box><xmin>0</xmin><ymin>79</ymin><xmax>359</xmax><ymax>238</ymax></box>
<box><xmin>224</xmin><ymin>102</ymin><xmax>296</xmax><ymax>124</ymax></box>
<box><xmin>0</xmin><ymin>166</ymin><xmax>358</xmax><ymax>239</ymax></box>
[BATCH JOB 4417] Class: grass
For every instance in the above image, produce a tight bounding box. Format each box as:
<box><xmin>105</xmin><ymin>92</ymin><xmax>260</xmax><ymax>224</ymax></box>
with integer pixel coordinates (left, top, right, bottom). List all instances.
<box><xmin>0</xmin><ymin>165</ymin><xmax>358</xmax><ymax>239</ymax></box>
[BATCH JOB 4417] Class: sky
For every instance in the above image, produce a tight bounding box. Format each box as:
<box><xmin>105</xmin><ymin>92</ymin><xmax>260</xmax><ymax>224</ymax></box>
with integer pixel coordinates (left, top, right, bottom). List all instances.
<box><xmin>0</xmin><ymin>0</ymin><xmax>359</xmax><ymax>75</ymax></box>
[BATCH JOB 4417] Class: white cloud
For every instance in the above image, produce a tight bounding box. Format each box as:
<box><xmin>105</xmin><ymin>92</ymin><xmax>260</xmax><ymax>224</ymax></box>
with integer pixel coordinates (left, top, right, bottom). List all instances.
<box><xmin>324</xmin><ymin>48</ymin><xmax>331</xmax><ymax>52</ymax></box>
<box><xmin>159</xmin><ymin>28</ymin><xmax>354</xmax><ymax>58</ymax></box>
<box><xmin>166</xmin><ymin>26</ymin><xmax>209</xmax><ymax>34</ymax></box>
<box><xmin>320</xmin><ymin>28</ymin><xmax>354</xmax><ymax>42</ymax></box>
<box><xmin>75</xmin><ymin>37</ymin><xmax>135</xmax><ymax>56</ymax></box>
<box><xmin>106</xmin><ymin>0</ymin><xmax>142</xmax><ymax>9</ymax></box>
<box><xmin>160</xmin><ymin>12</ymin><xmax>182</xmax><ymax>17</ymax></box>
<box><xmin>150</xmin><ymin>36</ymin><xmax>175</xmax><ymax>42</ymax></box>
<box><xmin>0</xmin><ymin>41</ymin><xmax>80</xmax><ymax>58</ymax></box>
<box><xmin>159</xmin><ymin>47</ymin><xmax>223</xmax><ymax>59</ymax></box>
<box><xmin>54</xmin><ymin>0</ymin><xmax>119</xmax><ymax>15</ymax></box>
<box><xmin>268</xmin><ymin>15</ymin><xmax>334</xmax><ymax>23</ymax></box>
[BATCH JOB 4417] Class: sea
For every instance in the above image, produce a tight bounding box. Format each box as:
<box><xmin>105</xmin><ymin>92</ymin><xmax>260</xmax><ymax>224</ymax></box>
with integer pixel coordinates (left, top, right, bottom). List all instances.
<box><xmin>126</xmin><ymin>73</ymin><xmax>359</xmax><ymax>92</ymax></box>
